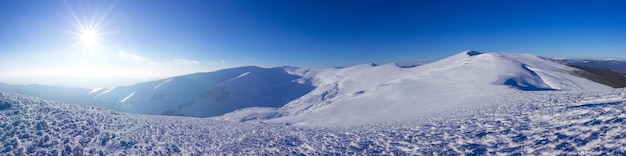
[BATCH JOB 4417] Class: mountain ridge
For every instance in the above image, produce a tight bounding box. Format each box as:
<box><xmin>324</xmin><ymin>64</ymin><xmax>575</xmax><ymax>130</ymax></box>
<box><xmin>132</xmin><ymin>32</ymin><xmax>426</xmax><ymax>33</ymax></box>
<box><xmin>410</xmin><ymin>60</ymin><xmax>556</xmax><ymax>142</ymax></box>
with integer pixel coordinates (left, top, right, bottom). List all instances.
<box><xmin>246</xmin><ymin>51</ymin><xmax>611</xmax><ymax>126</ymax></box>
<box><xmin>0</xmin><ymin>51</ymin><xmax>615</xmax><ymax>126</ymax></box>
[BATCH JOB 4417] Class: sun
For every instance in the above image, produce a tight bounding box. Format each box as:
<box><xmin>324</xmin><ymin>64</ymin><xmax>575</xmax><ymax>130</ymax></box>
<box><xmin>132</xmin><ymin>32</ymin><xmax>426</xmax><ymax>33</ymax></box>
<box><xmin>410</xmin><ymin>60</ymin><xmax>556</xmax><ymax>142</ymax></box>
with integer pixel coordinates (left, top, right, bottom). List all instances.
<box><xmin>77</xmin><ymin>26</ymin><xmax>101</xmax><ymax>49</ymax></box>
<box><xmin>64</xmin><ymin>1</ymin><xmax>113</xmax><ymax>52</ymax></box>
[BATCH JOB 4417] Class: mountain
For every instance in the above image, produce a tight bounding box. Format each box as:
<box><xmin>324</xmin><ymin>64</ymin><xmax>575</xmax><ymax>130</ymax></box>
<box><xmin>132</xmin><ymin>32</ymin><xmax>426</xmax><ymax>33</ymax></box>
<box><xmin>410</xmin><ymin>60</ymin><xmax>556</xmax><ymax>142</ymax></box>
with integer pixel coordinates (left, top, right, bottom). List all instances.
<box><xmin>0</xmin><ymin>83</ymin><xmax>93</xmax><ymax>104</ymax></box>
<box><xmin>219</xmin><ymin>51</ymin><xmax>611</xmax><ymax>126</ymax></box>
<box><xmin>0</xmin><ymin>66</ymin><xmax>314</xmax><ymax>117</ymax></box>
<box><xmin>82</xmin><ymin>66</ymin><xmax>315</xmax><ymax>117</ymax></box>
<box><xmin>4</xmin><ymin>50</ymin><xmax>626</xmax><ymax>154</ymax></box>
<box><xmin>554</xmin><ymin>59</ymin><xmax>626</xmax><ymax>88</ymax></box>
<box><xmin>565</xmin><ymin>65</ymin><xmax>626</xmax><ymax>88</ymax></box>
<box><xmin>0</xmin><ymin>51</ymin><xmax>613</xmax><ymax>126</ymax></box>
<box><xmin>559</xmin><ymin>59</ymin><xmax>626</xmax><ymax>74</ymax></box>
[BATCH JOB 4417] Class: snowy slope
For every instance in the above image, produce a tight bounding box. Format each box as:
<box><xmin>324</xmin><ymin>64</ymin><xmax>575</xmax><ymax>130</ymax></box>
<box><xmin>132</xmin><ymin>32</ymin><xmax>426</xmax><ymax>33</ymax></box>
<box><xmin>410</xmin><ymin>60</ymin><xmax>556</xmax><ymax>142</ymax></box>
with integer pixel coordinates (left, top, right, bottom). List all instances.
<box><xmin>87</xmin><ymin>66</ymin><xmax>314</xmax><ymax>117</ymax></box>
<box><xmin>0</xmin><ymin>66</ymin><xmax>314</xmax><ymax>117</ymax></box>
<box><xmin>0</xmin><ymin>51</ymin><xmax>612</xmax><ymax>127</ymax></box>
<box><xmin>2</xmin><ymin>89</ymin><xmax>626</xmax><ymax>155</ymax></box>
<box><xmin>220</xmin><ymin>51</ymin><xmax>611</xmax><ymax>126</ymax></box>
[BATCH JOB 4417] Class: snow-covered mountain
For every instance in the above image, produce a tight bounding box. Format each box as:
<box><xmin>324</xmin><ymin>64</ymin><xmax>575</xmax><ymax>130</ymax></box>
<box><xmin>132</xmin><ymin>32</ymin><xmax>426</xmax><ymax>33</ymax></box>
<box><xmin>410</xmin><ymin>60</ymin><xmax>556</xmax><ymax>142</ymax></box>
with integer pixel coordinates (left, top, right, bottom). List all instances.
<box><xmin>0</xmin><ymin>51</ymin><xmax>613</xmax><ymax>126</ymax></box>
<box><xmin>85</xmin><ymin>66</ymin><xmax>314</xmax><ymax>117</ymax></box>
<box><xmin>0</xmin><ymin>66</ymin><xmax>314</xmax><ymax>117</ymax></box>
<box><xmin>220</xmin><ymin>51</ymin><xmax>611</xmax><ymax>126</ymax></box>
<box><xmin>0</xmin><ymin>83</ymin><xmax>93</xmax><ymax>104</ymax></box>
<box><xmin>2</xmin><ymin>50</ymin><xmax>626</xmax><ymax>154</ymax></box>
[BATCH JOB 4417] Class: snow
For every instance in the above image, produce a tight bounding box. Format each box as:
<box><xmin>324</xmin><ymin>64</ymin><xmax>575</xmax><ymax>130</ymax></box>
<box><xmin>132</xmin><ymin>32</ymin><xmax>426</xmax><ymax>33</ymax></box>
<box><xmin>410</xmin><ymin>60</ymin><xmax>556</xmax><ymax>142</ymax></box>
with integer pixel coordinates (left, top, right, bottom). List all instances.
<box><xmin>235</xmin><ymin>71</ymin><xmax>251</xmax><ymax>79</ymax></box>
<box><xmin>33</xmin><ymin>66</ymin><xmax>314</xmax><ymax>117</ymax></box>
<box><xmin>155</xmin><ymin>67</ymin><xmax>314</xmax><ymax>117</ymax></box>
<box><xmin>152</xmin><ymin>79</ymin><xmax>172</xmax><ymax>90</ymax></box>
<box><xmin>120</xmin><ymin>92</ymin><xmax>135</xmax><ymax>103</ymax></box>
<box><xmin>2</xmin><ymin>89</ymin><xmax>626</xmax><ymax>155</ymax></box>
<box><xmin>93</xmin><ymin>87</ymin><xmax>115</xmax><ymax>98</ymax></box>
<box><xmin>214</xmin><ymin>107</ymin><xmax>284</xmax><ymax>122</ymax></box>
<box><xmin>0</xmin><ymin>51</ymin><xmax>613</xmax><ymax>127</ymax></box>
<box><xmin>88</xmin><ymin>88</ymin><xmax>104</xmax><ymax>94</ymax></box>
<box><xmin>223</xmin><ymin>51</ymin><xmax>610</xmax><ymax>126</ymax></box>
<box><xmin>0</xmin><ymin>50</ymin><xmax>623</xmax><ymax>154</ymax></box>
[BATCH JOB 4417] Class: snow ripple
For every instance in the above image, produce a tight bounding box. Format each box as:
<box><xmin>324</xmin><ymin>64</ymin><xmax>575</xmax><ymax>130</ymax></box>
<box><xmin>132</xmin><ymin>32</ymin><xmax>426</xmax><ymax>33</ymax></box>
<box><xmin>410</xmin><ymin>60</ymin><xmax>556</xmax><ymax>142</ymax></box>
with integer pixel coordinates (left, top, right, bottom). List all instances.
<box><xmin>1</xmin><ymin>90</ymin><xmax>626</xmax><ymax>155</ymax></box>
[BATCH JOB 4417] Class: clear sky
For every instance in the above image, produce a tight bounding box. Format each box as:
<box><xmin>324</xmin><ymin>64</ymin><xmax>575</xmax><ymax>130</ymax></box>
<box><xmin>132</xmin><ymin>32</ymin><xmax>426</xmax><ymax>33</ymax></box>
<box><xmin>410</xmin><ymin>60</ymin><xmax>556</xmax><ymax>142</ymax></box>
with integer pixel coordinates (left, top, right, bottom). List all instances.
<box><xmin>0</xmin><ymin>0</ymin><xmax>625</xmax><ymax>88</ymax></box>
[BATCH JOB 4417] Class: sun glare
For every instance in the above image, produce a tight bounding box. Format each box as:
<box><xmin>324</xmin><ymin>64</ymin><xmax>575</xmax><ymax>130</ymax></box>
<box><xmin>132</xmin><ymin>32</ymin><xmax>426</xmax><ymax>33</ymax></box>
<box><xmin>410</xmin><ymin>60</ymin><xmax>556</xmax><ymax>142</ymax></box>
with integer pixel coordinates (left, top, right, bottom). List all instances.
<box><xmin>64</xmin><ymin>1</ymin><xmax>114</xmax><ymax>52</ymax></box>
<box><xmin>77</xmin><ymin>27</ymin><xmax>101</xmax><ymax>49</ymax></box>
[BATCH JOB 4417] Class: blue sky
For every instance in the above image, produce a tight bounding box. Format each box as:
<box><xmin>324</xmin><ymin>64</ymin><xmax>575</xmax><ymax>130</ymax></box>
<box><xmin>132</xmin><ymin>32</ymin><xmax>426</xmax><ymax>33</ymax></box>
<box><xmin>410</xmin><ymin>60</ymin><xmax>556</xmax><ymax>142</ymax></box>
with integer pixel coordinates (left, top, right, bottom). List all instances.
<box><xmin>0</xmin><ymin>0</ymin><xmax>625</xmax><ymax>88</ymax></box>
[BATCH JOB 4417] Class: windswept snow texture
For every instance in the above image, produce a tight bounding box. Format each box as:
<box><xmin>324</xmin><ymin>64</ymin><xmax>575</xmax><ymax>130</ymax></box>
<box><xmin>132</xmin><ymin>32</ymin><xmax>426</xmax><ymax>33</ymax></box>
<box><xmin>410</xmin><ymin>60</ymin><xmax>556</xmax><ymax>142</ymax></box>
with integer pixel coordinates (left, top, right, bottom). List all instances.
<box><xmin>224</xmin><ymin>51</ymin><xmax>610</xmax><ymax>126</ymax></box>
<box><xmin>2</xmin><ymin>90</ymin><xmax>626</xmax><ymax>155</ymax></box>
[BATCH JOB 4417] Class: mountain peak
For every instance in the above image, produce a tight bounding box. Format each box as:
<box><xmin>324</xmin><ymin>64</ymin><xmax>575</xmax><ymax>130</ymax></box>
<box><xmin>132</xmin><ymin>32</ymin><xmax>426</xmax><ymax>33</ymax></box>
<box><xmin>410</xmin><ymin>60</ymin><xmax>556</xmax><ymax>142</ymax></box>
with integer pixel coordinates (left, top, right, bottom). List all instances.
<box><xmin>464</xmin><ymin>50</ymin><xmax>483</xmax><ymax>56</ymax></box>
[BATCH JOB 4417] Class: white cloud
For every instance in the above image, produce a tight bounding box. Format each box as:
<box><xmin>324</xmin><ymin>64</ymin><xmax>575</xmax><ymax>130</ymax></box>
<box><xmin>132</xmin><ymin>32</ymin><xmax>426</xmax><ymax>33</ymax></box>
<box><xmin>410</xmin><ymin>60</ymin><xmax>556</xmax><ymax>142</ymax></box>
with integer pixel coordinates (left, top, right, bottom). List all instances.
<box><xmin>118</xmin><ymin>51</ymin><xmax>147</xmax><ymax>62</ymax></box>
<box><xmin>174</xmin><ymin>58</ymin><xmax>201</xmax><ymax>65</ymax></box>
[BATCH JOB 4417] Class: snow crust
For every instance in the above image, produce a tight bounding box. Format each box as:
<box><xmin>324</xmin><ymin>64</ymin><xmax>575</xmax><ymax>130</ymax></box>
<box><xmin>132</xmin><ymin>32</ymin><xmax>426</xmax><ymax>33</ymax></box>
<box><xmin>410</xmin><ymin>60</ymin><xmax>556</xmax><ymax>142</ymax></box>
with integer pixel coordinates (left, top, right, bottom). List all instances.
<box><xmin>223</xmin><ymin>51</ymin><xmax>610</xmax><ymax>126</ymax></box>
<box><xmin>2</xmin><ymin>89</ymin><xmax>626</xmax><ymax>155</ymax></box>
<box><xmin>0</xmin><ymin>51</ymin><xmax>622</xmax><ymax>154</ymax></box>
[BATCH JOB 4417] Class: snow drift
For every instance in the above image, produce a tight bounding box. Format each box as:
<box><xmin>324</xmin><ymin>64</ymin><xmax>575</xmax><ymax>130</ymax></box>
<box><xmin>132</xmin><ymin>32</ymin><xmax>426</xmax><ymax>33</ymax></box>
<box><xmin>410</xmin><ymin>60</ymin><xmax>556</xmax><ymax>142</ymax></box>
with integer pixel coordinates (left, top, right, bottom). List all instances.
<box><xmin>221</xmin><ymin>51</ymin><xmax>610</xmax><ymax>126</ymax></box>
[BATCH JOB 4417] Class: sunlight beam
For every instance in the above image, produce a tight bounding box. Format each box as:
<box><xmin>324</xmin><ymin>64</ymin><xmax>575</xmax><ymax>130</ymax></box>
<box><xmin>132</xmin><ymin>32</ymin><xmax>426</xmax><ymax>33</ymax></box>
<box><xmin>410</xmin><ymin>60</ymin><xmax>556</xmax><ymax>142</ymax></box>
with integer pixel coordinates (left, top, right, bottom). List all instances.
<box><xmin>63</xmin><ymin>0</ymin><xmax>116</xmax><ymax>53</ymax></box>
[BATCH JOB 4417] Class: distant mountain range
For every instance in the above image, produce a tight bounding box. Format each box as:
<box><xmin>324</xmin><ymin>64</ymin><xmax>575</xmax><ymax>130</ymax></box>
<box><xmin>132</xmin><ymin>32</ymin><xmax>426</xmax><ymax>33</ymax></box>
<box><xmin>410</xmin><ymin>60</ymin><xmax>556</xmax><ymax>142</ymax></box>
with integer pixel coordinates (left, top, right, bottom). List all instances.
<box><xmin>1</xmin><ymin>51</ymin><xmax>624</xmax><ymax>126</ymax></box>
<box><xmin>554</xmin><ymin>59</ymin><xmax>626</xmax><ymax>88</ymax></box>
<box><xmin>558</xmin><ymin>59</ymin><xmax>626</xmax><ymax>74</ymax></box>
<box><xmin>2</xmin><ymin>66</ymin><xmax>314</xmax><ymax>118</ymax></box>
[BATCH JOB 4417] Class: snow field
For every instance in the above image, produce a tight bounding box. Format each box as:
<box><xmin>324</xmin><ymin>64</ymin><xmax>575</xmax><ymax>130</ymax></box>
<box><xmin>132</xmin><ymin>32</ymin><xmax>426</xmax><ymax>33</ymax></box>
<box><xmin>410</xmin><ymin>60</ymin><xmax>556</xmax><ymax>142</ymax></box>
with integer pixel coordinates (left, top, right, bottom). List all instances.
<box><xmin>2</xmin><ymin>89</ymin><xmax>626</xmax><ymax>155</ymax></box>
<box><xmin>0</xmin><ymin>51</ymin><xmax>613</xmax><ymax>127</ymax></box>
<box><xmin>0</xmin><ymin>51</ymin><xmax>622</xmax><ymax>155</ymax></box>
